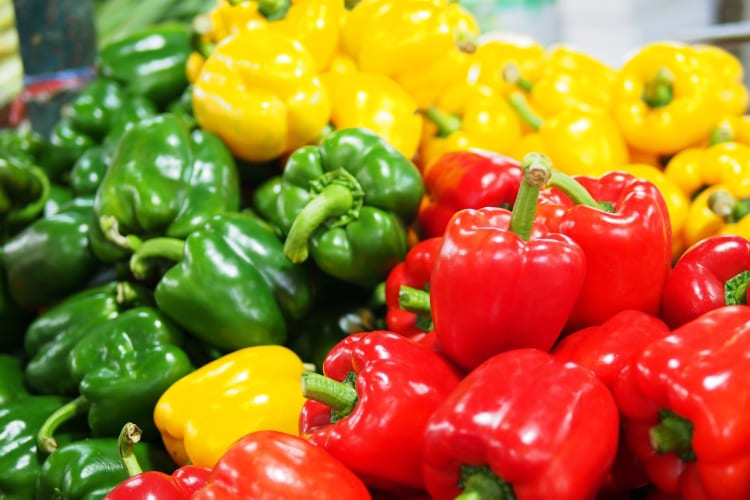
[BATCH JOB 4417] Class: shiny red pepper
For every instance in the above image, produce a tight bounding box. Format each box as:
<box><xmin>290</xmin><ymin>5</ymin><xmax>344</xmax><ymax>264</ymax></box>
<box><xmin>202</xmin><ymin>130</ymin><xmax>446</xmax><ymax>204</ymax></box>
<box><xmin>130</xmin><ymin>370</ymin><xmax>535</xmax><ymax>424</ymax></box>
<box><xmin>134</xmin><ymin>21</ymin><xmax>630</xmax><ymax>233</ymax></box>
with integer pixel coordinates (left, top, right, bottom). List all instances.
<box><xmin>614</xmin><ymin>305</ymin><xmax>750</xmax><ymax>499</ymax></box>
<box><xmin>660</xmin><ymin>234</ymin><xmax>750</xmax><ymax>329</ymax></box>
<box><xmin>422</xmin><ymin>348</ymin><xmax>620</xmax><ymax>499</ymax></box>
<box><xmin>191</xmin><ymin>430</ymin><xmax>371</xmax><ymax>500</ymax></box>
<box><xmin>430</xmin><ymin>153</ymin><xmax>585</xmax><ymax>371</ymax></box>
<box><xmin>299</xmin><ymin>330</ymin><xmax>463</xmax><ymax>493</ymax></box>
<box><xmin>551</xmin><ymin>310</ymin><xmax>671</xmax><ymax>494</ymax></box>
<box><xmin>416</xmin><ymin>149</ymin><xmax>522</xmax><ymax>238</ymax></box>
<box><xmin>536</xmin><ymin>170</ymin><xmax>672</xmax><ymax>333</ymax></box>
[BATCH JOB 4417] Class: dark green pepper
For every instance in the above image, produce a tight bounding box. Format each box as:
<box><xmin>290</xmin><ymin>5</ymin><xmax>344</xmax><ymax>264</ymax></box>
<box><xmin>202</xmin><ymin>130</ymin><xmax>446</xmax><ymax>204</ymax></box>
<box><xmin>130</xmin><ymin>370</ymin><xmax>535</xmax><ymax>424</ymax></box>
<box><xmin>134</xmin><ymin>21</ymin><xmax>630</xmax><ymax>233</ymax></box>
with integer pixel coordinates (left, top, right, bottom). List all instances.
<box><xmin>98</xmin><ymin>23</ymin><xmax>192</xmax><ymax>107</ymax></box>
<box><xmin>0</xmin><ymin>153</ymin><xmax>51</xmax><ymax>237</ymax></box>
<box><xmin>0</xmin><ymin>354</ymin><xmax>29</xmax><ymax>404</ymax></box>
<box><xmin>44</xmin><ymin>183</ymin><xmax>75</xmax><ymax>217</ymax></box>
<box><xmin>102</xmin><ymin>95</ymin><xmax>159</xmax><ymax>146</ymax></box>
<box><xmin>69</xmin><ymin>145</ymin><xmax>111</xmax><ymax>197</ymax></box>
<box><xmin>166</xmin><ymin>84</ymin><xmax>196</xmax><ymax>130</ymax></box>
<box><xmin>36</xmin><ymin>119</ymin><xmax>97</xmax><ymax>182</ymax></box>
<box><xmin>0</xmin><ymin>249</ymin><xmax>34</xmax><ymax>352</ymax></box>
<box><xmin>253</xmin><ymin>127</ymin><xmax>424</xmax><ymax>286</ymax></box>
<box><xmin>128</xmin><ymin>211</ymin><xmax>314</xmax><ymax>351</ymax></box>
<box><xmin>68</xmin><ymin>79</ymin><xmax>127</xmax><ymax>141</ymax></box>
<box><xmin>0</xmin><ymin>128</ymin><xmax>47</xmax><ymax>163</ymax></box>
<box><xmin>89</xmin><ymin>113</ymin><xmax>240</xmax><ymax>262</ymax></box>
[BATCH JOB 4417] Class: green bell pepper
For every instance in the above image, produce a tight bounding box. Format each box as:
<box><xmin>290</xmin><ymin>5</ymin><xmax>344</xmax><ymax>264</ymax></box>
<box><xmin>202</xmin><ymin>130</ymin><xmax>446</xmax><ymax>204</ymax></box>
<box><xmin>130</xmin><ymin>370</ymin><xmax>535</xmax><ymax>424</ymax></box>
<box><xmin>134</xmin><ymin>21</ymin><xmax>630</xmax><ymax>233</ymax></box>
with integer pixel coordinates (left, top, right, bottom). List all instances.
<box><xmin>0</xmin><ymin>354</ymin><xmax>29</xmax><ymax>404</ymax></box>
<box><xmin>37</xmin><ymin>119</ymin><xmax>97</xmax><ymax>183</ymax></box>
<box><xmin>44</xmin><ymin>183</ymin><xmax>75</xmax><ymax>217</ymax></box>
<box><xmin>166</xmin><ymin>84</ymin><xmax>196</xmax><ymax>130</ymax></box>
<box><xmin>68</xmin><ymin>79</ymin><xmax>127</xmax><ymax>141</ymax></box>
<box><xmin>0</xmin><ymin>249</ymin><xmax>34</xmax><ymax>352</ymax></box>
<box><xmin>0</xmin><ymin>153</ymin><xmax>51</xmax><ymax>238</ymax></box>
<box><xmin>253</xmin><ymin>127</ymin><xmax>424</xmax><ymax>286</ymax></box>
<box><xmin>3</xmin><ymin>197</ymin><xmax>101</xmax><ymax>310</ymax></box>
<box><xmin>69</xmin><ymin>146</ymin><xmax>111</xmax><ymax>197</ymax></box>
<box><xmin>24</xmin><ymin>281</ymin><xmax>153</xmax><ymax>396</ymax></box>
<box><xmin>128</xmin><ymin>211</ymin><xmax>314</xmax><ymax>351</ymax></box>
<box><xmin>102</xmin><ymin>95</ymin><xmax>159</xmax><ymax>147</ymax></box>
<box><xmin>89</xmin><ymin>113</ymin><xmax>240</xmax><ymax>262</ymax></box>
<box><xmin>98</xmin><ymin>23</ymin><xmax>192</xmax><ymax>107</ymax></box>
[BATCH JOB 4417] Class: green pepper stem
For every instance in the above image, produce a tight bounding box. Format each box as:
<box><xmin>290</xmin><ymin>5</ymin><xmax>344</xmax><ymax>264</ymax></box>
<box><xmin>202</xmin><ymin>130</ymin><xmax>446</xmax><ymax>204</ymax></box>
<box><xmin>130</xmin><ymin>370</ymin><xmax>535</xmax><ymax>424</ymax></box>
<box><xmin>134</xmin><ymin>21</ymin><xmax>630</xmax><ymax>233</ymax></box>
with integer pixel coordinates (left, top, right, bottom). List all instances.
<box><xmin>399</xmin><ymin>285</ymin><xmax>431</xmax><ymax>315</ymax></box>
<box><xmin>302</xmin><ymin>371</ymin><xmax>358</xmax><ymax>418</ymax></box>
<box><xmin>253</xmin><ymin>0</ymin><xmax>291</xmax><ymax>20</ymax></box>
<box><xmin>37</xmin><ymin>395</ymin><xmax>90</xmax><ymax>455</ymax></box>
<box><xmin>422</xmin><ymin>106</ymin><xmax>463</xmax><ymax>138</ymax></box>
<box><xmin>118</xmin><ymin>422</ymin><xmax>144</xmax><ymax>477</ymax></box>
<box><xmin>4</xmin><ymin>164</ymin><xmax>51</xmax><ymax>224</ymax></box>
<box><xmin>455</xmin><ymin>28</ymin><xmax>478</xmax><ymax>54</ymax></box>
<box><xmin>710</xmin><ymin>122</ymin><xmax>734</xmax><ymax>146</ymax></box>
<box><xmin>642</xmin><ymin>67</ymin><xmax>674</xmax><ymax>108</ymax></box>
<box><xmin>507</xmin><ymin>92</ymin><xmax>543</xmax><ymax>131</ymax></box>
<box><xmin>508</xmin><ymin>153</ymin><xmax>552</xmax><ymax>241</ymax></box>
<box><xmin>99</xmin><ymin>215</ymin><xmax>144</xmax><ymax>251</ymax></box>
<box><xmin>545</xmin><ymin>168</ymin><xmax>613</xmax><ymax>211</ymax></box>
<box><xmin>502</xmin><ymin>63</ymin><xmax>534</xmax><ymax>93</ymax></box>
<box><xmin>725</xmin><ymin>270</ymin><xmax>750</xmax><ymax>305</ymax></box>
<box><xmin>457</xmin><ymin>464</ymin><xmax>515</xmax><ymax>500</ymax></box>
<box><xmin>129</xmin><ymin>236</ymin><xmax>186</xmax><ymax>279</ymax></box>
<box><xmin>649</xmin><ymin>410</ymin><xmax>696</xmax><ymax>462</ymax></box>
<box><xmin>708</xmin><ymin>189</ymin><xmax>750</xmax><ymax>223</ymax></box>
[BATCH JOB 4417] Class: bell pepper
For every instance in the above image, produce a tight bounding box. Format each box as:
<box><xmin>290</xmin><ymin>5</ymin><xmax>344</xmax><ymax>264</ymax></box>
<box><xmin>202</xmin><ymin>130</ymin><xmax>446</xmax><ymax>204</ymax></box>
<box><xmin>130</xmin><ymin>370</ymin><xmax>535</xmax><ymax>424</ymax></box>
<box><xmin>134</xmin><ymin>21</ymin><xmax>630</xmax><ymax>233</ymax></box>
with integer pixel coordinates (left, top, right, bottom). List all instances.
<box><xmin>2</xmin><ymin>196</ymin><xmax>100</xmax><ymax>310</ymax></box>
<box><xmin>98</xmin><ymin>23</ymin><xmax>192</xmax><ymax>107</ymax></box>
<box><xmin>660</xmin><ymin>234</ymin><xmax>750</xmax><ymax>329</ymax></box>
<box><xmin>536</xmin><ymin>169</ymin><xmax>673</xmax><ymax>333</ymax></box>
<box><xmin>551</xmin><ymin>310</ymin><xmax>671</xmax><ymax>493</ymax></box>
<box><xmin>67</xmin><ymin>79</ymin><xmax>128</xmax><ymax>141</ymax></box>
<box><xmin>613</xmin><ymin>305</ymin><xmax>750</xmax><ymax>498</ymax></box>
<box><xmin>0</xmin><ymin>353</ymin><xmax>29</xmax><ymax>404</ymax></box>
<box><xmin>0</xmin><ymin>249</ymin><xmax>34</xmax><ymax>352</ymax></box>
<box><xmin>611</xmin><ymin>42</ymin><xmax>723</xmax><ymax>155</ymax></box>
<box><xmin>694</xmin><ymin>44</ymin><xmax>749</xmax><ymax>118</ymax></box>
<box><xmin>320</xmin><ymin>70</ymin><xmax>422</xmax><ymax>160</ymax></box>
<box><xmin>430</xmin><ymin>153</ymin><xmax>585</xmax><ymax>371</ymax></box>
<box><xmin>0</xmin><ymin>151</ymin><xmax>50</xmax><ymax>237</ymax></box>
<box><xmin>24</xmin><ymin>281</ymin><xmax>153</xmax><ymax>396</ymax></box>
<box><xmin>105</xmin><ymin>423</ymin><xmax>211</xmax><ymax>500</ymax></box>
<box><xmin>422</xmin><ymin>348</ymin><xmax>620</xmax><ymax>499</ymax></box>
<box><xmin>154</xmin><ymin>345</ymin><xmax>308</xmax><ymax>468</ymax></box>
<box><xmin>508</xmin><ymin>91</ymin><xmax>629</xmax><ymax>176</ymax></box>
<box><xmin>69</xmin><ymin>145</ymin><xmax>111</xmax><ymax>197</ymax></box>
<box><xmin>300</xmin><ymin>330</ymin><xmax>463</xmax><ymax>492</ymax></box>
<box><xmin>416</xmin><ymin>149</ymin><xmax>523</xmax><ymax>238</ymax></box>
<box><xmin>127</xmin><ymin>211</ymin><xmax>313</xmax><ymax>351</ymax></box>
<box><xmin>192</xmin><ymin>27</ymin><xmax>331</xmax><ymax>163</ymax></box>
<box><xmin>713</xmin><ymin>114</ymin><xmax>750</xmax><ymax>146</ymax></box>
<box><xmin>418</xmin><ymin>82</ymin><xmax>522</xmax><ymax>169</ymax></box>
<box><xmin>89</xmin><ymin>113</ymin><xmax>240</xmax><ymax>263</ymax></box>
<box><xmin>36</xmin><ymin>119</ymin><xmax>97</xmax><ymax>182</ymax></box>
<box><xmin>252</xmin><ymin>127</ymin><xmax>424</xmax><ymax>286</ymax></box>
<box><xmin>192</xmin><ymin>430</ymin><xmax>372</xmax><ymax>499</ymax></box>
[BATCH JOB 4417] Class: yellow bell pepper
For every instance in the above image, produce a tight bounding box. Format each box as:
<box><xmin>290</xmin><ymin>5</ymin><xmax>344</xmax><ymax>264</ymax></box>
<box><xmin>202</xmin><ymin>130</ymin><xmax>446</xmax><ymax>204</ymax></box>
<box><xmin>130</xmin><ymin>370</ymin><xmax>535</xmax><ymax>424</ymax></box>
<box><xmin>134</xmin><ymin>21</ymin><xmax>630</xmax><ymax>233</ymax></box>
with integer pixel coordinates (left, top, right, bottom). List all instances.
<box><xmin>419</xmin><ymin>82</ymin><xmax>522</xmax><ymax>168</ymax></box>
<box><xmin>694</xmin><ymin>44</ymin><xmax>749</xmax><ymax>117</ymax></box>
<box><xmin>683</xmin><ymin>183</ymin><xmax>750</xmax><ymax>248</ymax></box>
<box><xmin>320</xmin><ymin>70</ymin><xmax>422</xmax><ymax>159</ymax></box>
<box><xmin>611</xmin><ymin>42</ymin><xmax>724</xmax><ymax>155</ymax></box>
<box><xmin>192</xmin><ymin>28</ymin><xmax>331</xmax><ymax>163</ymax></box>
<box><xmin>713</xmin><ymin>115</ymin><xmax>750</xmax><ymax>147</ymax></box>
<box><xmin>153</xmin><ymin>345</ymin><xmax>308</xmax><ymax>468</ymax></box>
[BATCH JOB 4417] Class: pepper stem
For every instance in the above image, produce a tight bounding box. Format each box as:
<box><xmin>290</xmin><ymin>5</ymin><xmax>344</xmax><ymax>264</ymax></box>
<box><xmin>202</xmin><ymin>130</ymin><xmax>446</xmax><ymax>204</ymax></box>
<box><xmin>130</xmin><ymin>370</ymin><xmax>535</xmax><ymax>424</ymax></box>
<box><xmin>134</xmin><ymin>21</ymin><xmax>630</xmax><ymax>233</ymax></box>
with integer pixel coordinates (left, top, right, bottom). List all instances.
<box><xmin>302</xmin><ymin>371</ymin><xmax>358</xmax><ymax>422</ymax></box>
<box><xmin>2</xmin><ymin>163</ymin><xmax>51</xmax><ymax>224</ymax></box>
<box><xmin>456</xmin><ymin>464</ymin><xmax>516</xmax><ymax>500</ymax></box>
<box><xmin>708</xmin><ymin>190</ymin><xmax>750</xmax><ymax>223</ymax></box>
<box><xmin>507</xmin><ymin>92</ymin><xmax>543</xmax><ymax>131</ymax></box>
<box><xmin>399</xmin><ymin>285</ymin><xmax>432</xmax><ymax>315</ymax></box>
<box><xmin>37</xmin><ymin>395</ymin><xmax>91</xmax><ymax>454</ymax></box>
<box><xmin>99</xmin><ymin>215</ymin><xmax>144</xmax><ymax>251</ymax></box>
<box><xmin>128</xmin><ymin>236</ymin><xmax>186</xmax><ymax>279</ymax></box>
<box><xmin>118</xmin><ymin>422</ymin><xmax>144</xmax><ymax>477</ymax></box>
<box><xmin>250</xmin><ymin>0</ymin><xmax>291</xmax><ymax>21</ymax></box>
<box><xmin>508</xmin><ymin>152</ymin><xmax>552</xmax><ymax>241</ymax></box>
<box><xmin>649</xmin><ymin>409</ymin><xmax>696</xmax><ymax>462</ymax></box>
<box><xmin>710</xmin><ymin>122</ymin><xmax>734</xmax><ymax>146</ymax></box>
<box><xmin>422</xmin><ymin>106</ymin><xmax>463</xmax><ymax>138</ymax></box>
<box><xmin>642</xmin><ymin>67</ymin><xmax>674</xmax><ymax>108</ymax></box>
<box><xmin>725</xmin><ymin>270</ymin><xmax>750</xmax><ymax>305</ymax></box>
<box><xmin>455</xmin><ymin>28</ymin><xmax>478</xmax><ymax>54</ymax></box>
<box><xmin>545</xmin><ymin>169</ymin><xmax>613</xmax><ymax>212</ymax></box>
<box><xmin>502</xmin><ymin>63</ymin><xmax>534</xmax><ymax>93</ymax></box>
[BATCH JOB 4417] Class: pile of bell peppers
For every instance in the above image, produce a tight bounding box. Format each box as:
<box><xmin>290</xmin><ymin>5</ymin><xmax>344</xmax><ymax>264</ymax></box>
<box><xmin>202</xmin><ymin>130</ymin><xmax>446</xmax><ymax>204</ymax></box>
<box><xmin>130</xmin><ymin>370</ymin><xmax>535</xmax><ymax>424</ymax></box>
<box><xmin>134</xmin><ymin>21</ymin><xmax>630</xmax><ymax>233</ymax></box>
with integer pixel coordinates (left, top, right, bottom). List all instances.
<box><xmin>4</xmin><ymin>0</ymin><xmax>750</xmax><ymax>498</ymax></box>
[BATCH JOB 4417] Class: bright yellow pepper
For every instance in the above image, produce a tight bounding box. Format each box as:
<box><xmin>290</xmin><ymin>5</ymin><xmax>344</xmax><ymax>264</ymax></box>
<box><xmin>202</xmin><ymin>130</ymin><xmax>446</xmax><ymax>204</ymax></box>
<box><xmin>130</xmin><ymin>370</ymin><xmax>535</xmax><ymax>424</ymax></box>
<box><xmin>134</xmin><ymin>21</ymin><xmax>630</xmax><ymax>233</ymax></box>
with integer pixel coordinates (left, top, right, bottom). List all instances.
<box><xmin>419</xmin><ymin>82</ymin><xmax>522</xmax><ymax>168</ymax></box>
<box><xmin>320</xmin><ymin>70</ymin><xmax>422</xmax><ymax>159</ymax></box>
<box><xmin>153</xmin><ymin>345</ymin><xmax>308</xmax><ymax>468</ymax></box>
<box><xmin>611</xmin><ymin>42</ymin><xmax>724</xmax><ymax>156</ymax></box>
<box><xmin>694</xmin><ymin>44</ymin><xmax>749</xmax><ymax>117</ymax></box>
<box><xmin>192</xmin><ymin>28</ymin><xmax>331</xmax><ymax>163</ymax></box>
<box><xmin>713</xmin><ymin>115</ymin><xmax>750</xmax><ymax>147</ymax></box>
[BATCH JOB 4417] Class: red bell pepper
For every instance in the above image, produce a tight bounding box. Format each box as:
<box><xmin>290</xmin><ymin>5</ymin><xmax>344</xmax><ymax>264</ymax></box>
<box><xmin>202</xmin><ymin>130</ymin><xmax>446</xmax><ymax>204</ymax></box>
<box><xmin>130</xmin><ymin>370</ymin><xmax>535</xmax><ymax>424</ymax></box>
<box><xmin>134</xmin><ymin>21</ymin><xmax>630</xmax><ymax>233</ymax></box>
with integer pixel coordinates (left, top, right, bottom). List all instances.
<box><xmin>660</xmin><ymin>234</ymin><xmax>750</xmax><ymax>329</ymax></box>
<box><xmin>416</xmin><ymin>149</ymin><xmax>523</xmax><ymax>238</ymax></box>
<box><xmin>536</xmin><ymin>170</ymin><xmax>672</xmax><ymax>333</ymax></box>
<box><xmin>613</xmin><ymin>305</ymin><xmax>750</xmax><ymax>499</ymax></box>
<box><xmin>430</xmin><ymin>153</ymin><xmax>585</xmax><ymax>371</ymax></box>
<box><xmin>384</xmin><ymin>236</ymin><xmax>443</xmax><ymax>338</ymax></box>
<box><xmin>191</xmin><ymin>430</ymin><xmax>371</xmax><ymax>500</ymax></box>
<box><xmin>105</xmin><ymin>423</ymin><xmax>211</xmax><ymax>500</ymax></box>
<box><xmin>551</xmin><ymin>309</ymin><xmax>671</xmax><ymax>493</ymax></box>
<box><xmin>422</xmin><ymin>348</ymin><xmax>620</xmax><ymax>499</ymax></box>
<box><xmin>299</xmin><ymin>330</ymin><xmax>463</xmax><ymax>493</ymax></box>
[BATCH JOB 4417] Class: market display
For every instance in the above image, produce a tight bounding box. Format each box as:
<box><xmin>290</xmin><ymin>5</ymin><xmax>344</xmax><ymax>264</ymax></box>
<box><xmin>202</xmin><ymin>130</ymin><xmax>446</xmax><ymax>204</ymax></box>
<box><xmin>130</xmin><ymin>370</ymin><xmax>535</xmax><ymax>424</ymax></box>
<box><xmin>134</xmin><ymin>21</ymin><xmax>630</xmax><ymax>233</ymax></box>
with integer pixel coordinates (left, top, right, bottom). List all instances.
<box><xmin>4</xmin><ymin>0</ymin><xmax>750</xmax><ymax>499</ymax></box>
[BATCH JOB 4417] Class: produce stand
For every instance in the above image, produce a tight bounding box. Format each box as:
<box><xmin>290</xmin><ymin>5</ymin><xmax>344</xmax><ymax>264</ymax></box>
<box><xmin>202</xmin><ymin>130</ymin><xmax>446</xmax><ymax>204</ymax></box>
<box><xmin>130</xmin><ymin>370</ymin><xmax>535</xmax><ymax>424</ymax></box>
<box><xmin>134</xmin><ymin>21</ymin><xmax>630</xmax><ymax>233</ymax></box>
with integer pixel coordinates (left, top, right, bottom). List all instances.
<box><xmin>2</xmin><ymin>1</ymin><xmax>750</xmax><ymax>499</ymax></box>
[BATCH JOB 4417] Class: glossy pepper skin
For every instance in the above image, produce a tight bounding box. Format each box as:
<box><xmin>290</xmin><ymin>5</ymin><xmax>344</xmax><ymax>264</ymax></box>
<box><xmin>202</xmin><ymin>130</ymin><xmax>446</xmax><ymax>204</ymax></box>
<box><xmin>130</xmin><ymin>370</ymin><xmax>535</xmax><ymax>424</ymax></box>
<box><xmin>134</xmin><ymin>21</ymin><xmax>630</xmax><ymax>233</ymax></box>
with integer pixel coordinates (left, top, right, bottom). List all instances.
<box><xmin>660</xmin><ymin>234</ymin><xmax>750</xmax><ymax>329</ymax></box>
<box><xmin>0</xmin><ymin>151</ymin><xmax>50</xmax><ymax>238</ymax></box>
<box><xmin>430</xmin><ymin>155</ymin><xmax>585</xmax><ymax>371</ymax></box>
<box><xmin>192</xmin><ymin>430</ymin><xmax>372</xmax><ymax>500</ymax></box>
<box><xmin>416</xmin><ymin>149</ymin><xmax>523</xmax><ymax>238</ymax></box>
<box><xmin>253</xmin><ymin>128</ymin><xmax>424</xmax><ymax>286</ymax></box>
<box><xmin>552</xmin><ymin>310</ymin><xmax>671</xmax><ymax>493</ymax></box>
<box><xmin>154</xmin><ymin>345</ymin><xmax>308</xmax><ymax>468</ymax></box>
<box><xmin>694</xmin><ymin>44</ymin><xmax>749</xmax><ymax>117</ymax></box>
<box><xmin>300</xmin><ymin>331</ymin><xmax>463</xmax><ymax>493</ymax></box>
<box><xmin>536</xmin><ymin>170</ymin><xmax>673</xmax><ymax>333</ymax></box>
<box><xmin>128</xmin><ymin>212</ymin><xmax>313</xmax><ymax>351</ymax></box>
<box><xmin>89</xmin><ymin>113</ymin><xmax>240</xmax><ymax>263</ymax></box>
<box><xmin>0</xmin><ymin>354</ymin><xmax>29</xmax><ymax>404</ymax></box>
<box><xmin>614</xmin><ymin>305</ymin><xmax>750</xmax><ymax>499</ymax></box>
<box><xmin>423</xmin><ymin>348</ymin><xmax>620</xmax><ymax>499</ymax></box>
<box><xmin>0</xmin><ymin>249</ymin><xmax>34</xmax><ymax>352</ymax></box>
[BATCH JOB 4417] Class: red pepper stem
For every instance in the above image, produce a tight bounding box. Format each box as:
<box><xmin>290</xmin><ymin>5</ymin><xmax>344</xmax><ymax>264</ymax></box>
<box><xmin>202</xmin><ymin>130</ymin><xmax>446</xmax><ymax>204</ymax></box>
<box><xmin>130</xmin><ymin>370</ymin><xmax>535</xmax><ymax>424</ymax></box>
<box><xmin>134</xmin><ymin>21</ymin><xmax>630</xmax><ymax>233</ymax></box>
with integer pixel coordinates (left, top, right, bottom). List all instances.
<box><xmin>422</xmin><ymin>106</ymin><xmax>463</xmax><ymax>138</ymax></box>
<box><xmin>457</xmin><ymin>465</ymin><xmax>515</xmax><ymax>500</ymax></box>
<box><xmin>649</xmin><ymin>410</ymin><xmax>696</xmax><ymax>462</ymax></box>
<box><xmin>37</xmin><ymin>395</ymin><xmax>91</xmax><ymax>455</ymax></box>
<box><xmin>642</xmin><ymin>67</ymin><xmax>674</xmax><ymax>108</ymax></box>
<box><xmin>399</xmin><ymin>285</ymin><xmax>431</xmax><ymax>315</ymax></box>
<box><xmin>507</xmin><ymin>92</ymin><xmax>543</xmax><ymax>131</ymax></box>
<box><xmin>502</xmin><ymin>63</ymin><xmax>534</xmax><ymax>93</ymax></box>
<box><xmin>725</xmin><ymin>270</ymin><xmax>750</xmax><ymax>305</ymax></box>
<box><xmin>545</xmin><ymin>169</ymin><xmax>609</xmax><ymax>210</ymax></box>
<box><xmin>508</xmin><ymin>152</ymin><xmax>552</xmax><ymax>241</ymax></box>
<box><xmin>118</xmin><ymin>422</ymin><xmax>144</xmax><ymax>477</ymax></box>
<box><xmin>301</xmin><ymin>372</ymin><xmax>358</xmax><ymax>418</ymax></box>
<box><xmin>128</xmin><ymin>237</ymin><xmax>186</xmax><ymax>280</ymax></box>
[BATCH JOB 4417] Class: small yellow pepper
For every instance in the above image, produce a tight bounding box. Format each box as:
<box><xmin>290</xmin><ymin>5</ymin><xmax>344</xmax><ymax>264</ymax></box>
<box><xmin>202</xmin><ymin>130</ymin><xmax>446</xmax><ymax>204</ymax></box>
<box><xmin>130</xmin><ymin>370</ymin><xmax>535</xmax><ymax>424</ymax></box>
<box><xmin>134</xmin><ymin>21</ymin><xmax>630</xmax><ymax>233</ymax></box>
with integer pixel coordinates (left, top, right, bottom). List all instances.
<box><xmin>192</xmin><ymin>28</ymin><xmax>330</xmax><ymax>163</ymax></box>
<box><xmin>320</xmin><ymin>70</ymin><xmax>422</xmax><ymax>159</ymax></box>
<box><xmin>694</xmin><ymin>44</ymin><xmax>749</xmax><ymax>117</ymax></box>
<box><xmin>153</xmin><ymin>345</ymin><xmax>308</xmax><ymax>468</ymax></box>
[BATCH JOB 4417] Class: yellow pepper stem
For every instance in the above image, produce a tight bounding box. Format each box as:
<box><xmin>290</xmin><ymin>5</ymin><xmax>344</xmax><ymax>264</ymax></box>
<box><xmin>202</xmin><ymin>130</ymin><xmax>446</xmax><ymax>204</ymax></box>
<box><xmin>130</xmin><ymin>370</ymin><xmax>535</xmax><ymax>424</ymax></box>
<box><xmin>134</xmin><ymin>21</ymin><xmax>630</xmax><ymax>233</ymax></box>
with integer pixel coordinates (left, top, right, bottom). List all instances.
<box><xmin>507</xmin><ymin>92</ymin><xmax>543</xmax><ymax>131</ymax></box>
<box><xmin>642</xmin><ymin>67</ymin><xmax>674</xmax><ymax>109</ymax></box>
<box><xmin>456</xmin><ymin>28</ymin><xmax>479</xmax><ymax>54</ymax></box>
<box><xmin>503</xmin><ymin>63</ymin><xmax>534</xmax><ymax>93</ymax></box>
<box><xmin>422</xmin><ymin>106</ymin><xmax>462</xmax><ymax>138</ymax></box>
<box><xmin>708</xmin><ymin>190</ymin><xmax>750</xmax><ymax>223</ymax></box>
<box><xmin>118</xmin><ymin>422</ymin><xmax>145</xmax><ymax>477</ymax></box>
<box><xmin>508</xmin><ymin>152</ymin><xmax>552</xmax><ymax>241</ymax></box>
<box><xmin>37</xmin><ymin>395</ymin><xmax>91</xmax><ymax>455</ymax></box>
<box><xmin>710</xmin><ymin>122</ymin><xmax>734</xmax><ymax>146</ymax></box>
<box><xmin>302</xmin><ymin>371</ymin><xmax>358</xmax><ymax>423</ymax></box>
